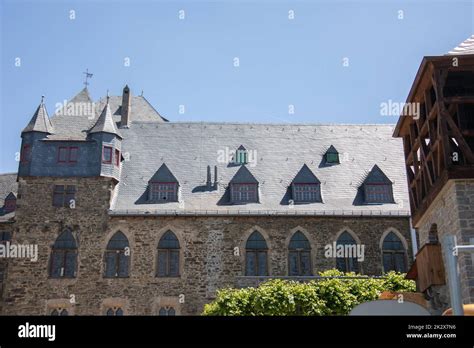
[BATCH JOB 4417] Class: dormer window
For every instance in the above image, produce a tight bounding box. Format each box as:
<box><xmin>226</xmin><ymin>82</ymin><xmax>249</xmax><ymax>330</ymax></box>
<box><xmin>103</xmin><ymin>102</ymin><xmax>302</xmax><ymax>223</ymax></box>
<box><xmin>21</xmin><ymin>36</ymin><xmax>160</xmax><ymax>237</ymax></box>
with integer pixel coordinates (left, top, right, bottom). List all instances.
<box><xmin>231</xmin><ymin>183</ymin><xmax>258</xmax><ymax>203</ymax></box>
<box><xmin>148</xmin><ymin>164</ymin><xmax>179</xmax><ymax>203</ymax></box>
<box><xmin>235</xmin><ymin>145</ymin><xmax>248</xmax><ymax>165</ymax></box>
<box><xmin>229</xmin><ymin>166</ymin><xmax>259</xmax><ymax>204</ymax></box>
<box><xmin>290</xmin><ymin>164</ymin><xmax>322</xmax><ymax>203</ymax></box>
<box><xmin>324</xmin><ymin>145</ymin><xmax>339</xmax><ymax>164</ymax></box>
<box><xmin>150</xmin><ymin>183</ymin><xmax>178</xmax><ymax>202</ymax></box>
<box><xmin>362</xmin><ymin>165</ymin><xmax>394</xmax><ymax>204</ymax></box>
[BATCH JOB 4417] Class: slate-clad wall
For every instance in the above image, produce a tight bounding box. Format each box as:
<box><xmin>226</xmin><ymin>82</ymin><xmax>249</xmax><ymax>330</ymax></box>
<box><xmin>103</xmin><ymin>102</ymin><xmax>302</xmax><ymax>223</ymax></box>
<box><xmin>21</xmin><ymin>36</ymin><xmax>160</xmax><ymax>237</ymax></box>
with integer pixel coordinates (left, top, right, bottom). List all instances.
<box><xmin>2</xmin><ymin>176</ymin><xmax>411</xmax><ymax>315</ymax></box>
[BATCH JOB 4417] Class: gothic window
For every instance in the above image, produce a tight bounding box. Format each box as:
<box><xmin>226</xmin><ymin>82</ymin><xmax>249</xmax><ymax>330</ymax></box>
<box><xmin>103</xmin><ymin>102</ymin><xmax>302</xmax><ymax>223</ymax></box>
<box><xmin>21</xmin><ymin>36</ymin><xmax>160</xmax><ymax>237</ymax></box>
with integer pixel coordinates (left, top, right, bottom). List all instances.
<box><xmin>336</xmin><ymin>231</ymin><xmax>359</xmax><ymax>273</ymax></box>
<box><xmin>157</xmin><ymin>231</ymin><xmax>180</xmax><ymax>277</ymax></box>
<box><xmin>382</xmin><ymin>232</ymin><xmax>407</xmax><ymax>273</ymax></box>
<box><xmin>288</xmin><ymin>231</ymin><xmax>312</xmax><ymax>276</ymax></box>
<box><xmin>104</xmin><ymin>232</ymin><xmax>130</xmax><ymax>278</ymax></box>
<box><xmin>245</xmin><ymin>231</ymin><xmax>268</xmax><ymax>276</ymax></box>
<box><xmin>49</xmin><ymin>229</ymin><xmax>77</xmax><ymax>278</ymax></box>
<box><xmin>158</xmin><ymin>307</ymin><xmax>176</xmax><ymax>316</ymax></box>
<box><xmin>52</xmin><ymin>185</ymin><xmax>76</xmax><ymax>207</ymax></box>
<box><xmin>106</xmin><ymin>307</ymin><xmax>123</xmax><ymax>316</ymax></box>
<box><xmin>51</xmin><ymin>309</ymin><xmax>68</xmax><ymax>316</ymax></box>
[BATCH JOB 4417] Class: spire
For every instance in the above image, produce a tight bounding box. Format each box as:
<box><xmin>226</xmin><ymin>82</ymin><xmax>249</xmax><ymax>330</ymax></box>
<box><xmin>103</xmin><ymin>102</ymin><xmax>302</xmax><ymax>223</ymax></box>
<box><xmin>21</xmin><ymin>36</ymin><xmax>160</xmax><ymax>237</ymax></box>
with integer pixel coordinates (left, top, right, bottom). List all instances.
<box><xmin>89</xmin><ymin>95</ymin><xmax>122</xmax><ymax>138</ymax></box>
<box><xmin>22</xmin><ymin>96</ymin><xmax>54</xmax><ymax>134</ymax></box>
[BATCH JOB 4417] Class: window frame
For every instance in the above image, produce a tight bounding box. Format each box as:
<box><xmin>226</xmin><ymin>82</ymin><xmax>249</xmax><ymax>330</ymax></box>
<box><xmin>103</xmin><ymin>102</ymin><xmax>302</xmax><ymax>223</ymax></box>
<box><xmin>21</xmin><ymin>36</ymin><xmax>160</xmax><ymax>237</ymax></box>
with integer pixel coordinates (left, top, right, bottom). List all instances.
<box><xmin>57</xmin><ymin>146</ymin><xmax>79</xmax><ymax>164</ymax></box>
<box><xmin>52</xmin><ymin>185</ymin><xmax>76</xmax><ymax>208</ymax></box>
<box><xmin>292</xmin><ymin>183</ymin><xmax>321</xmax><ymax>203</ymax></box>
<box><xmin>245</xmin><ymin>232</ymin><xmax>269</xmax><ymax>276</ymax></box>
<box><xmin>102</xmin><ymin>146</ymin><xmax>113</xmax><ymax>164</ymax></box>
<box><xmin>288</xmin><ymin>232</ymin><xmax>312</xmax><ymax>276</ymax></box>
<box><xmin>156</xmin><ymin>231</ymin><xmax>180</xmax><ymax>278</ymax></box>
<box><xmin>150</xmin><ymin>182</ymin><xmax>178</xmax><ymax>202</ymax></box>
<box><xmin>20</xmin><ymin>144</ymin><xmax>31</xmax><ymax>163</ymax></box>
<box><xmin>381</xmin><ymin>232</ymin><xmax>407</xmax><ymax>273</ymax></box>
<box><xmin>364</xmin><ymin>183</ymin><xmax>394</xmax><ymax>204</ymax></box>
<box><xmin>49</xmin><ymin>231</ymin><xmax>78</xmax><ymax>279</ymax></box>
<box><xmin>104</xmin><ymin>232</ymin><xmax>130</xmax><ymax>278</ymax></box>
<box><xmin>230</xmin><ymin>183</ymin><xmax>258</xmax><ymax>203</ymax></box>
<box><xmin>115</xmin><ymin>149</ymin><xmax>120</xmax><ymax>167</ymax></box>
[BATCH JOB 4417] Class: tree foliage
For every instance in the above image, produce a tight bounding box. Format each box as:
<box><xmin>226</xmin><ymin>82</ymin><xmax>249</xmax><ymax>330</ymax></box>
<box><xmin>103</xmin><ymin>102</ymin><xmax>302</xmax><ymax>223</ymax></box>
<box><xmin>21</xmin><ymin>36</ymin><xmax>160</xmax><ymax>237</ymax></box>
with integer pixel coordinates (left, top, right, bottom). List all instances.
<box><xmin>202</xmin><ymin>270</ymin><xmax>416</xmax><ymax>316</ymax></box>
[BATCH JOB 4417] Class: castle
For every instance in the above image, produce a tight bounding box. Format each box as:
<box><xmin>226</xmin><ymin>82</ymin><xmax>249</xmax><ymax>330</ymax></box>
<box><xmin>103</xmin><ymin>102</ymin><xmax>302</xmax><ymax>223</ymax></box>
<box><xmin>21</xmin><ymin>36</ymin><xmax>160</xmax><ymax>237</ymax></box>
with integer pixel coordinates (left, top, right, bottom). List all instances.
<box><xmin>0</xmin><ymin>83</ymin><xmax>413</xmax><ymax>315</ymax></box>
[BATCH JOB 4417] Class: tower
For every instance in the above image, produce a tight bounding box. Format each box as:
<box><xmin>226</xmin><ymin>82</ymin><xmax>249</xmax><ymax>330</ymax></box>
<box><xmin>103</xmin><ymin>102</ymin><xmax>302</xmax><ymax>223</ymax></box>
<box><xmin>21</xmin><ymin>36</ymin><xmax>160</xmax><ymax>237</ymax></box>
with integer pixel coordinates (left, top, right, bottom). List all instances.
<box><xmin>394</xmin><ymin>35</ymin><xmax>474</xmax><ymax>312</ymax></box>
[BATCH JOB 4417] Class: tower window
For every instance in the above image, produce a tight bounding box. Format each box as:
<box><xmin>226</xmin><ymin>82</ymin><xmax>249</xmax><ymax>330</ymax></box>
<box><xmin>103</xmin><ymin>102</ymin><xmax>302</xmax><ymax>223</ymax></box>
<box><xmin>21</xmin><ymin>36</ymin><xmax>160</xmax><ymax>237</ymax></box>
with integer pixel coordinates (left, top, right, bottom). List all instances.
<box><xmin>53</xmin><ymin>185</ymin><xmax>76</xmax><ymax>208</ymax></box>
<box><xmin>49</xmin><ymin>229</ymin><xmax>78</xmax><ymax>278</ymax></box>
<box><xmin>57</xmin><ymin>146</ymin><xmax>78</xmax><ymax>164</ymax></box>
<box><xmin>102</xmin><ymin>146</ymin><xmax>113</xmax><ymax>164</ymax></box>
<box><xmin>20</xmin><ymin>144</ymin><xmax>31</xmax><ymax>163</ymax></box>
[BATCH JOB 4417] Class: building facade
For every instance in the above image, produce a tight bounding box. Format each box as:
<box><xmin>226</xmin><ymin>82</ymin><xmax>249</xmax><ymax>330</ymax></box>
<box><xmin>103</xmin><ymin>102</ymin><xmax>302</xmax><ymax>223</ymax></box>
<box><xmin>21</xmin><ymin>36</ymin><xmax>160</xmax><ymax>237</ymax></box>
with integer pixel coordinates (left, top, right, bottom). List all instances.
<box><xmin>0</xmin><ymin>84</ymin><xmax>413</xmax><ymax>315</ymax></box>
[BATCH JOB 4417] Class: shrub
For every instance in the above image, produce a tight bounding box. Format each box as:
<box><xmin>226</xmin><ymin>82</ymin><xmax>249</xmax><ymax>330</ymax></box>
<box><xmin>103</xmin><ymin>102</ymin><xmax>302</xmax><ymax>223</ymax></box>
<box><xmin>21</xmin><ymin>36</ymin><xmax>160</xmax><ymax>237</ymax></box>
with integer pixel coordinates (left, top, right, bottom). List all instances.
<box><xmin>202</xmin><ymin>270</ymin><xmax>415</xmax><ymax>316</ymax></box>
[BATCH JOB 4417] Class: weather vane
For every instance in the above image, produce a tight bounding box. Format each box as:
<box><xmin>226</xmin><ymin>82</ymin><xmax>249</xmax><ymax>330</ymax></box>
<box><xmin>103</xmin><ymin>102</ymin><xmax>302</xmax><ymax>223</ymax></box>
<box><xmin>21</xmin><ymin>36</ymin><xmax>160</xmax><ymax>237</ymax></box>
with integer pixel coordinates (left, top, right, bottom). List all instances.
<box><xmin>83</xmin><ymin>68</ymin><xmax>93</xmax><ymax>87</ymax></box>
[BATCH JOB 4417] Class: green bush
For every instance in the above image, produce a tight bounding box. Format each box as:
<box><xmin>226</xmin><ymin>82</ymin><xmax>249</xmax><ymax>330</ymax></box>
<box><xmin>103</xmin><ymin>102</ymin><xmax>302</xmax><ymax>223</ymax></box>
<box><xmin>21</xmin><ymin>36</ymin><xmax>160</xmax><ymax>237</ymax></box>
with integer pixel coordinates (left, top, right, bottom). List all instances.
<box><xmin>202</xmin><ymin>270</ymin><xmax>415</xmax><ymax>316</ymax></box>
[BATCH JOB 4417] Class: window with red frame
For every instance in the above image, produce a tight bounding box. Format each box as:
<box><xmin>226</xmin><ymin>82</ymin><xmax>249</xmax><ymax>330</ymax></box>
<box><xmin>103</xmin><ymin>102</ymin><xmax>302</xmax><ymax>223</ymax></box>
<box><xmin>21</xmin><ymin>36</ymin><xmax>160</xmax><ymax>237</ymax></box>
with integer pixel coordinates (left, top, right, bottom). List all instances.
<box><xmin>20</xmin><ymin>144</ymin><xmax>31</xmax><ymax>163</ymax></box>
<box><xmin>102</xmin><ymin>146</ymin><xmax>113</xmax><ymax>164</ymax></box>
<box><xmin>115</xmin><ymin>149</ymin><xmax>120</xmax><ymax>166</ymax></box>
<box><xmin>231</xmin><ymin>183</ymin><xmax>258</xmax><ymax>203</ymax></box>
<box><xmin>58</xmin><ymin>146</ymin><xmax>78</xmax><ymax>164</ymax></box>
<box><xmin>364</xmin><ymin>183</ymin><xmax>393</xmax><ymax>203</ymax></box>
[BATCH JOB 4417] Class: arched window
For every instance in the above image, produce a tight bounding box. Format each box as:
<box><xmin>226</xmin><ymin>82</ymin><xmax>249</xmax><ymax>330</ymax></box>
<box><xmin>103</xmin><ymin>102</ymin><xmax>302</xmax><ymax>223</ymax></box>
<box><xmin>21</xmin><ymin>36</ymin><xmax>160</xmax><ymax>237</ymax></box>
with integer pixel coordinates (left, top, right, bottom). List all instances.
<box><xmin>157</xmin><ymin>231</ymin><xmax>180</xmax><ymax>277</ymax></box>
<box><xmin>245</xmin><ymin>231</ymin><xmax>268</xmax><ymax>276</ymax></box>
<box><xmin>51</xmin><ymin>308</ymin><xmax>68</xmax><ymax>316</ymax></box>
<box><xmin>428</xmin><ymin>224</ymin><xmax>439</xmax><ymax>243</ymax></box>
<box><xmin>382</xmin><ymin>232</ymin><xmax>407</xmax><ymax>272</ymax></box>
<box><xmin>49</xmin><ymin>229</ymin><xmax>77</xmax><ymax>278</ymax></box>
<box><xmin>336</xmin><ymin>231</ymin><xmax>359</xmax><ymax>273</ymax></box>
<box><xmin>288</xmin><ymin>231</ymin><xmax>312</xmax><ymax>276</ymax></box>
<box><xmin>158</xmin><ymin>306</ymin><xmax>176</xmax><ymax>316</ymax></box>
<box><xmin>104</xmin><ymin>231</ymin><xmax>130</xmax><ymax>278</ymax></box>
<box><xmin>106</xmin><ymin>307</ymin><xmax>123</xmax><ymax>316</ymax></box>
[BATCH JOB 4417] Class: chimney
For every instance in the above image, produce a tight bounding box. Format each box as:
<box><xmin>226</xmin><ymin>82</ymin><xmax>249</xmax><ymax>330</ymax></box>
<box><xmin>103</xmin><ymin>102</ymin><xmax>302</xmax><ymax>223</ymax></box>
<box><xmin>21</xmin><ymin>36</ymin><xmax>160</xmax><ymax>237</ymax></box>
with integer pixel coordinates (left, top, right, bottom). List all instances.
<box><xmin>213</xmin><ymin>165</ymin><xmax>218</xmax><ymax>189</ymax></box>
<box><xmin>121</xmin><ymin>85</ymin><xmax>131</xmax><ymax>128</ymax></box>
<box><xmin>206</xmin><ymin>165</ymin><xmax>212</xmax><ymax>188</ymax></box>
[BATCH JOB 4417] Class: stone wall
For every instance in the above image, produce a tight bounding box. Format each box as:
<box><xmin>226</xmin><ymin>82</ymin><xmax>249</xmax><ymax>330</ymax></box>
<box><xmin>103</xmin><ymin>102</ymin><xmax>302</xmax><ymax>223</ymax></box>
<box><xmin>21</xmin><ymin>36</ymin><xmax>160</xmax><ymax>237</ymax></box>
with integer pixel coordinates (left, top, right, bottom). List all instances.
<box><xmin>416</xmin><ymin>179</ymin><xmax>474</xmax><ymax>312</ymax></box>
<box><xmin>1</xmin><ymin>177</ymin><xmax>412</xmax><ymax>315</ymax></box>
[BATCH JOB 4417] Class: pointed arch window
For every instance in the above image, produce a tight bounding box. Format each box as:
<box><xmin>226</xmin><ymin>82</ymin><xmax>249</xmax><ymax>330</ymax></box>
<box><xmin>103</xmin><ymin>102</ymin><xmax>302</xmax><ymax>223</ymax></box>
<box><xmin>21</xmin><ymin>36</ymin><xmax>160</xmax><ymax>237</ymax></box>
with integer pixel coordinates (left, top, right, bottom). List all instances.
<box><xmin>106</xmin><ymin>307</ymin><xmax>123</xmax><ymax>316</ymax></box>
<box><xmin>104</xmin><ymin>231</ymin><xmax>130</xmax><ymax>278</ymax></box>
<box><xmin>51</xmin><ymin>309</ymin><xmax>68</xmax><ymax>316</ymax></box>
<box><xmin>49</xmin><ymin>229</ymin><xmax>78</xmax><ymax>278</ymax></box>
<box><xmin>157</xmin><ymin>231</ymin><xmax>180</xmax><ymax>277</ymax></box>
<box><xmin>336</xmin><ymin>231</ymin><xmax>359</xmax><ymax>273</ymax></box>
<box><xmin>245</xmin><ymin>231</ymin><xmax>268</xmax><ymax>276</ymax></box>
<box><xmin>288</xmin><ymin>232</ymin><xmax>312</xmax><ymax>276</ymax></box>
<box><xmin>382</xmin><ymin>232</ymin><xmax>407</xmax><ymax>272</ymax></box>
<box><xmin>159</xmin><ymin>307</ymin><xmax>176</xmax><ymax>316</ymax></box>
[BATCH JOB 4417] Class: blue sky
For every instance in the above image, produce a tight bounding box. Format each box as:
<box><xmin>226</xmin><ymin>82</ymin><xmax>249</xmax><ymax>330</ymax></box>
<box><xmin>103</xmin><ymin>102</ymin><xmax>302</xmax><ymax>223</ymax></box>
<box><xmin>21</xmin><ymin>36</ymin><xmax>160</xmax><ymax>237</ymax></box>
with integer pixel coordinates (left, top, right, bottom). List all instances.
<box><xmin>0</xmin><ymin>0</ymin><xmax>473</xmax><ymax>173</ymax></box>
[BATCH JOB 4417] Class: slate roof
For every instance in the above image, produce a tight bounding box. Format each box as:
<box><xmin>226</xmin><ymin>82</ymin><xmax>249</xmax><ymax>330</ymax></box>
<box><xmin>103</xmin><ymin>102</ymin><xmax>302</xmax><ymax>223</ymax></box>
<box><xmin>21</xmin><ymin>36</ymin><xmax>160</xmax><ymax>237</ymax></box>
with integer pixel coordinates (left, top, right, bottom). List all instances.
<box><xmin>45</xmin><ymin>88</ymin><xmax>167</xmax><ymax>141</ymax></box>
<box><xmin>89</xmin><ymin>100</ymin><xmax>122</xmax><ymax>138</ymax></box>
<box><xmin>111</xmin><ymin>122</ymin><xmax>410</xmax><ymax>216</ymax></box>
<box><xmin>229</xmin><ymin>166</ymin><xmax>259</xmax><ymax>184</ymax></box>
<box><xmin>447</xmin><ymin>35</ymin><xmax>474</xmax><ymax>55</ymax></box>
<box><xmin>22</xmin><ymin>99</ymin><xmax>54</xmax><ymax>134</ymax></box>
<box><xmin>292</xmin><ymin>164</ymin><xmax>320</xmax><ymax>184</ymax></box>
<box><xmin>0</xmin><ymin>173</ymin><xmax>17</xmax><ymax>207</ymax></box>
<box><xmin>149</xmin><ymin>164</ymin><xmax>179</xmax><ymax>183</ymax></box>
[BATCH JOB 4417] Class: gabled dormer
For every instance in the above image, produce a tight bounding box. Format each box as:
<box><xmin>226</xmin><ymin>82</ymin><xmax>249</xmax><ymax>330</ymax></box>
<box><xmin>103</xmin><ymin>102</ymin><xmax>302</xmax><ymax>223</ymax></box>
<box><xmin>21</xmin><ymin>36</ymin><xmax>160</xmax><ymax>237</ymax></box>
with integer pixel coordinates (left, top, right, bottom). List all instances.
<box><xmin>19</xmin><ymin>96</ymin><xmax>54</xmax><ymax>176</ymax></box>
<box><xmin>3</xmin><ymin>192</ymin><xmax>17</xmax><ymax>214</ymax></box>
<box><xmin>361</xmin><ymin>165</ymin><xmax>394</xmax><ymax>204</ymax></box>
<box><xmin>290</xmin><ymin>164</ymin><xmax>322</xmax><ymax>203</ymax></box>
<box><xmin>324</xmin><ymin>145</ymin><xmax>339</xmax><ymax>164</ymax></box>
<box><xmin>148</xmin><ymin>164</ymin><xmax>179</xmax><ymax>202</ymax></box>
<box><xmin>88</xmin><ymin>96</ymin><xmax>122</xmax><ymax>180</ymax></box>
<box><xmin>228</xmin><ymin>165</ymin><xmax>259</xmax><ymax>204</ymax></box>
<box><xmin>234</xmin><ymin>145</ymin><xmax>248</xmax><ymax>165</ymax></box>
